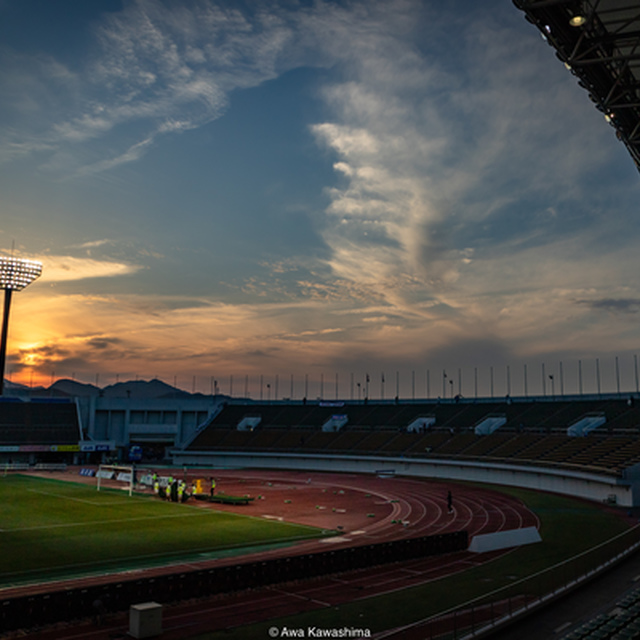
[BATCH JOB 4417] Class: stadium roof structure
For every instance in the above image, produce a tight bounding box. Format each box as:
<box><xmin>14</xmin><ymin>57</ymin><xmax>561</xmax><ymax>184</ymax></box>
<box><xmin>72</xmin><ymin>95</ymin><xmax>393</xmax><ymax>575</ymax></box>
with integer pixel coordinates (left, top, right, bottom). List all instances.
<box><xmin>513</xmin><ymin>0</ymin><xmax>640</xmax><ymax>171</ymax></box>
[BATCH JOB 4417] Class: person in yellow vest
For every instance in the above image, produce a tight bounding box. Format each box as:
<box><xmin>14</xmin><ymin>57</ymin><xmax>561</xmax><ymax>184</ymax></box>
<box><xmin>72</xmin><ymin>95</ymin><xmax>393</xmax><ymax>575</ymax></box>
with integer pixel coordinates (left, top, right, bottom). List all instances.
<box><xmin>177</xmin><ymin>481</ymin><xmax>184</xmax><ymax>503</ymax></box>
<box><xmin>209</xmin><ymin>477</ymin><xmax>216</xmax><ymax>497</ymax></box>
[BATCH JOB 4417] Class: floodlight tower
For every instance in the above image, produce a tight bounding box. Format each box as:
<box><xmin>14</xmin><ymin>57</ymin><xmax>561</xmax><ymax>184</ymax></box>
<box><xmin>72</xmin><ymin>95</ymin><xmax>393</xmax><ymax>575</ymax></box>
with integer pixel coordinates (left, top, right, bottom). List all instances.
<box><xmin>0</xmin><ymin>256</ymin><xmax>42</xmax><ymax>395</ymax></box>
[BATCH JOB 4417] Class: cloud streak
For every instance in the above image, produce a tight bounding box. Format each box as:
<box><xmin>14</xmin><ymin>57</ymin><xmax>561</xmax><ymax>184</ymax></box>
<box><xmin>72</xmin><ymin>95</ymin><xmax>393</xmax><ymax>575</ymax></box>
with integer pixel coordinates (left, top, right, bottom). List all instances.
<box><xmin>304</xmin><ymin>2</ymin><xmax>640</xmax><ymax>360</ymax></box>
<box><xmin>0</xmin><ymin>0</ymin><xmax>303</xmax><ymax>173</ymax></box>
<box><xmin>37</xmin><ymin>255</ymin><xmax>141</xmax><ymax>282</ymax></box>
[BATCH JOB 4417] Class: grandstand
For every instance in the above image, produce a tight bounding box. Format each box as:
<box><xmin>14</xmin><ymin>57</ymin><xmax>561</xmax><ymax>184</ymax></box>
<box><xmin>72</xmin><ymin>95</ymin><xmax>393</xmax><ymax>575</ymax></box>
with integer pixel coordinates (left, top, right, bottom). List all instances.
<box><xmin>0</xmin><ymin>397</ymin><xmax>93</xmax><ymax>466</ymax></box>
<box><xmin>184</xmin><ymin>396</ymin><xmax>640</xmax><ymax>469</ymax></box>
<box><xmin>176</xmin><ymin>395</ymin><xmax>640</xmax><ymax>506</ymax></box>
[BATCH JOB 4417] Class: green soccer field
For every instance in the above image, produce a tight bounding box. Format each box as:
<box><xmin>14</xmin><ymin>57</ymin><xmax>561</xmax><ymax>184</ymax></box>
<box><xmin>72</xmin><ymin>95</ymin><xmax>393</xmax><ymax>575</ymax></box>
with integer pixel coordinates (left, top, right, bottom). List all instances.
<box><xmin>0</xmin><ymin>474</ymin><xmax>326</xmax><ymax>587</ymax></box>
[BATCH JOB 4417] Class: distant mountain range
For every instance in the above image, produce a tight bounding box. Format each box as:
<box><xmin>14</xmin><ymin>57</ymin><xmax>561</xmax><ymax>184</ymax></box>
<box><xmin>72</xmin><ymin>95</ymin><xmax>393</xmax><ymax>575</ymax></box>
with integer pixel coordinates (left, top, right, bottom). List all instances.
<box><xmin>2</xmin><ymin>378</ymin><xmax>221</xmax><ymax>400</ymax></box>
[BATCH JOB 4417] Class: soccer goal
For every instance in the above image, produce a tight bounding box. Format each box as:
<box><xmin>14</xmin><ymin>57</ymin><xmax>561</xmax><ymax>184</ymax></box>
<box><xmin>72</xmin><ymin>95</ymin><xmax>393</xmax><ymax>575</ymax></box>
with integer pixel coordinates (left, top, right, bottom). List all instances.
<box><xmin>96</xmin><ymin>464</ymin><xmax>137</xmax><ymax>496</ymax></box>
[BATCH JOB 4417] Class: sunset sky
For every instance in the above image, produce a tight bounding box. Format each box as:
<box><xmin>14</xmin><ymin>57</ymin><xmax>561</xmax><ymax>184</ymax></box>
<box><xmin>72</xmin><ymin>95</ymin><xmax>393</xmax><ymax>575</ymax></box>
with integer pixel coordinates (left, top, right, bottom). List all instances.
<box><xmin>1</xmin><ymin>0</ymin><xmax>640</xmax><ymax>399</ymax></box>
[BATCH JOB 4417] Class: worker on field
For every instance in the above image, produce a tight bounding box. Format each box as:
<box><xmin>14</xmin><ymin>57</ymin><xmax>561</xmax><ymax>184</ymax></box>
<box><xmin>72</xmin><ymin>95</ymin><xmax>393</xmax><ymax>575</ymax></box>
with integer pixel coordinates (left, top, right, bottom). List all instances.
<box><xmin>153</xmin><ymin>478</ymin><xmax>160</xmax><ymax>497</ymax></box>
<box><xmin>177</xmin><ymin>481</ymin><xmax>184</xmax><ymax>503</ymax></box>
<box><xmin>210</xmin><ymin>476</ymin><xmax>216</xmax><ymax>497</ymax></box>
<box><xmin>165</xmin><ymin>482</ymin><xmax>172</xmax><ymax>501</ymax></box>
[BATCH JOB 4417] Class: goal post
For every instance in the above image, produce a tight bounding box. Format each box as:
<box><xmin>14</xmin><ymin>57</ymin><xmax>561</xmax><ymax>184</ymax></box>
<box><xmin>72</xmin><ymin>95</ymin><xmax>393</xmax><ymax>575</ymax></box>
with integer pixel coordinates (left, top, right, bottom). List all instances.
<box><xmin>96</xmin><ymin>464</ymin><xmax>136</xmax><ymax>497</ymax></box>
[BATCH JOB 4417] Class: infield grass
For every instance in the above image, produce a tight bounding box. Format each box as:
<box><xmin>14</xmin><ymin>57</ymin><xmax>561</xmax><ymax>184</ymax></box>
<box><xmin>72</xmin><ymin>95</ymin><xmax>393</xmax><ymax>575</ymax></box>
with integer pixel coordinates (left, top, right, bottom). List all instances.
<box><xmin>0</xmin><ymin>474</ymin><xmax>327</xmax><ymax>587</ymax></box>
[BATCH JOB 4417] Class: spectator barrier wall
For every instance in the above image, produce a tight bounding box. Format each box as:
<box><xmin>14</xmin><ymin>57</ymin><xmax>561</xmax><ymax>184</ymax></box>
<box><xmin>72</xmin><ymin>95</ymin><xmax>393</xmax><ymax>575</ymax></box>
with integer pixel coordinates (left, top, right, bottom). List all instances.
<box><xmin>0</xmin><ymin>529</ymin><xmax>468</xmax><ymax>633</ymax></box>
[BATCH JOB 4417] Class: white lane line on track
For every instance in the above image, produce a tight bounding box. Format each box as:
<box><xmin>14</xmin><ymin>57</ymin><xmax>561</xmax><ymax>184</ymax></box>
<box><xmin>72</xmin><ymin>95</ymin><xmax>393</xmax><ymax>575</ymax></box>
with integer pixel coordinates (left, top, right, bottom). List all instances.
<box><xmin>268</xmin><ymin>586</ymin><xmax>330</xmax><ymax>607</ymax></box>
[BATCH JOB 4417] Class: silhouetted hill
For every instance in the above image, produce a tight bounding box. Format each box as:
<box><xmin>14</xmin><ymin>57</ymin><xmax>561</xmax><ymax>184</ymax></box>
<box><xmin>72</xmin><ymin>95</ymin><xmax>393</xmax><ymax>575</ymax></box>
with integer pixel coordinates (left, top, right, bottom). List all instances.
<box><xmin>4</xmin><ymin>377</ymin><xmax>230</xmax><ymax>400</ymax></box>
<box><xmin>102</xmin><ymin>379</ymin><xmax>199</xmax><ymax>398</ymax></box>
<box><xmin>51</xmin><ymin>379</ymin><xmax>100</xmax><ymax>397</ymax></box>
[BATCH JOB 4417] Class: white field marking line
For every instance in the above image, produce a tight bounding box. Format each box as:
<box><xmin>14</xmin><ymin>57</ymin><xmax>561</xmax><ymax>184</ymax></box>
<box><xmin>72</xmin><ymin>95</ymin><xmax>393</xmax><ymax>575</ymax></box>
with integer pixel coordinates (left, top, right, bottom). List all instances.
<box><xmin>25</xmin><ymin>488</ymin><xmax>147</xmax><ymax>506</ymax></box>
<box><xmin>457</xmin><ymin>496</ymin><xmax>478</xmax><ymax>531</ymax></box>
<box><xmin>400</xmin><ymin>491</ymin><xmax>446</xmax><ymax>535</ymax></box>
<box><xmin>469</xmin><ymin>496</ymin><xmax>491</xmax><ymax>535</ymax></box>
<box><xmin>477</xmin><ymin>497</ymin><xmax>512</xmax><ymax>535</ymax></box>
<box><xmin>395</xmin><ymin>491</ymin><xmax>432</xmax><ymax>532</ymax></box>
<box><xmin>411</xmin><ymin>492</ymin><xmax>428</xmax><ymax>525</ymax></box>
<box><xmin>268</xmin><ymin>585</ymin><xmax>331</xmax><ymax>607</ymax></box>
<box><xmin>4</xmin><ymin>510</ymin><xmax>214</xmax><ymax>532</ymax></box>
<box><xmin>498</xmin><ymin>501</ymin><xmax>523</xmax><ymax>531</ymax></box>
<box><xmin>373</xmin><ymin>484</ymin><xmax>459</xmax><ymax>535</ymax></box>
<box><xmin>493</xmin><ymin>498</ymin><xmax>508</xmax><ymax>532</ymax></box>
<box><xmin>415</xmin><ymin>493</ymin><xmax>445</xmax><ymax>533</ymax></box>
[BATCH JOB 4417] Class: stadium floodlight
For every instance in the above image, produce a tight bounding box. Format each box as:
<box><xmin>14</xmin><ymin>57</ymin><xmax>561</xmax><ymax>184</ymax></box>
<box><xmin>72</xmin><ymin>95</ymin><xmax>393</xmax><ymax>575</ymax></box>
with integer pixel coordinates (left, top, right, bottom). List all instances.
<box><xmin>0</xmin><ymin>256</ymin><xmax>43</xmax><ymax>395</ymax></box>
<box><xmin>569</xmin><ymin>14</ymin><xmax>587</xmax><ymax>27</ymax></box>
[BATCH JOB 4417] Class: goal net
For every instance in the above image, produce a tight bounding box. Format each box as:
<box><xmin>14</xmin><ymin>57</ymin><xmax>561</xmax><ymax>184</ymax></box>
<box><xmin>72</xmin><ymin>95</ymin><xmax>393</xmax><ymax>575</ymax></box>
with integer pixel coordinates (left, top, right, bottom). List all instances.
<box><xmin>96</xmin><ymin>464</ymin><xmax>152</xmax><ymax>496</ymax></box>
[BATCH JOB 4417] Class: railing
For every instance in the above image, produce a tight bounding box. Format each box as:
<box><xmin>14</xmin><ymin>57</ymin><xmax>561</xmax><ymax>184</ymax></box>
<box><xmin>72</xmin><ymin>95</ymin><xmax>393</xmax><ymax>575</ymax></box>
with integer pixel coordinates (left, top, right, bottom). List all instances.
<box><xmin>375</xmin><ymin>524</ymin><xmax>640</xmax><ymax>639</ymax></box>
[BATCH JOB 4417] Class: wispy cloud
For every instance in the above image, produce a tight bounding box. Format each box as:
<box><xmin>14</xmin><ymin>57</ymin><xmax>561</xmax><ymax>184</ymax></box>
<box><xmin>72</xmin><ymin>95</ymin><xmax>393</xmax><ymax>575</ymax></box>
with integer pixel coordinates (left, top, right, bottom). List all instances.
<box><xmin>0</xmin><ymin>0</ymin><xmax>304</xmax><ymax>174</ymax></box>
<box><xmin>306</xmin><ymin>1</ymin><xmax>638</xmax><ymax>356</ymax></box>
<box><xmin>37</xmin><ymin>255</ymin><xmax>141</xmax><ymax>282</ymax></box>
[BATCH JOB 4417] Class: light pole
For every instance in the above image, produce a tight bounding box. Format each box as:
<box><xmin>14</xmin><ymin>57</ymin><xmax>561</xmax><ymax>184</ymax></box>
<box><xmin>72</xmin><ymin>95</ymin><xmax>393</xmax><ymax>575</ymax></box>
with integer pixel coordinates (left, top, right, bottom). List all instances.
<box><xmin>0</xmin><ymin>256</ymin><xmax>42</xmax><ymax>395</ymax></box>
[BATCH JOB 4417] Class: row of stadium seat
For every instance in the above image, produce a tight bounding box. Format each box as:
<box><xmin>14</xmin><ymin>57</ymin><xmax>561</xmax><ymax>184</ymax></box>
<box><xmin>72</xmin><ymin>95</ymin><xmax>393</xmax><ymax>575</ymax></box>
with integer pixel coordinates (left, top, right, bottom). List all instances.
<box><xmin>0</xmin><ymin>401</ymin><xmax>81</xmax><ymax>445</ymax></box>
<box><xmin>561</xmin><ymin>587</ymin><xmax>640</xmax><ymax>639</ymax></box>
<box><xmin>187</xmin><ymin>425</ymin><xmax>640</xmax><ymax>475</ymax></box>
<box><xmin>202</xmin><ymin>399</ymin><xmax>640</xmax><ymax>432</ymax></box>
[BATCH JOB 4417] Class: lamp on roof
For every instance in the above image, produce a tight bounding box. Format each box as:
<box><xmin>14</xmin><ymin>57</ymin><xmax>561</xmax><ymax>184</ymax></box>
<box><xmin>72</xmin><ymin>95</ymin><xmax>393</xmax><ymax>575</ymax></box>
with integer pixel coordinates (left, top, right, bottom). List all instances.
<box><xmin>0</xmin><ymin>255</ymin><xmax>42</xmax><ymax>395</ymax></box>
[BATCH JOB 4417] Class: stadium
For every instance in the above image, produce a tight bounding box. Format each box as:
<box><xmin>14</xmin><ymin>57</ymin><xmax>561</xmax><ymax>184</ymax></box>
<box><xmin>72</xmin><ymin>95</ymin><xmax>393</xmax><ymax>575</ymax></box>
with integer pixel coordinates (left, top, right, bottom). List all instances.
<box><xmin>3</xmin><ymin>0</ymin><xmax>640</xmax><ymax>639</ymax></box>
<box><xmin>2</xmin><ymin>387</ymin><xmax>640</xmax><ymax>639</ymax></box>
